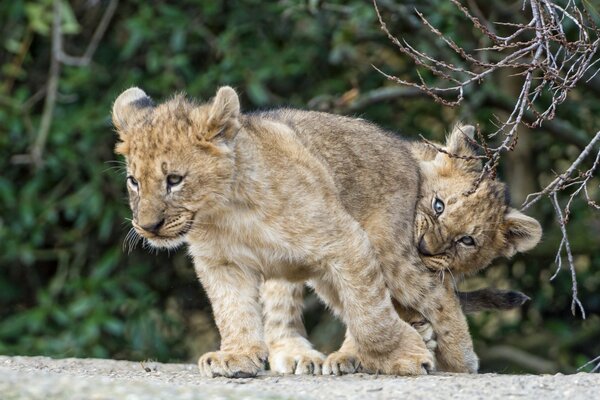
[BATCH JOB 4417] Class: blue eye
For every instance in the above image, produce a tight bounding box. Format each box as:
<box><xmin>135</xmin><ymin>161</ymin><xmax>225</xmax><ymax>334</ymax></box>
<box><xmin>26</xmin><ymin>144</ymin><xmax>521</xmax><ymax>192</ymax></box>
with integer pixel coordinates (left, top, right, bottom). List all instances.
<box><xmin>459</xmin><ymin>236</ymin><xmax>475</xmax><ymax>246</ymax></box>
<box><xmin>432</xmin><ymin>197</ymin><xmax>445</xmax><ymax>215</ymax></box>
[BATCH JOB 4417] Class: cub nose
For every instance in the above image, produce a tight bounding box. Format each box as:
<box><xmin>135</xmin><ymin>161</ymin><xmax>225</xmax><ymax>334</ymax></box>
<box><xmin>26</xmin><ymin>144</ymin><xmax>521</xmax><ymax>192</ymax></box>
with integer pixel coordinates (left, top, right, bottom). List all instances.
<box><xmin>418</xmin><ymin>235</ymin><xmax>432</xmax><ymax>256</ymax></box>
<box><xmin>140</xmin><ymin>218</ymin><xmax>165</xmax><ymax>234</ymax></box>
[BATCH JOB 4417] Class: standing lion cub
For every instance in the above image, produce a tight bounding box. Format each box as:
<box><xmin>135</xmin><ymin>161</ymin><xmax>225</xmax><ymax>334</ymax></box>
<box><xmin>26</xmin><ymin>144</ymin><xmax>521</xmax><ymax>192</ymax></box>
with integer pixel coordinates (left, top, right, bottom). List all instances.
<box><xmin>112</xmin><ymin>86</ymin><xmax>539</xmax><ymax>377</ymax></box>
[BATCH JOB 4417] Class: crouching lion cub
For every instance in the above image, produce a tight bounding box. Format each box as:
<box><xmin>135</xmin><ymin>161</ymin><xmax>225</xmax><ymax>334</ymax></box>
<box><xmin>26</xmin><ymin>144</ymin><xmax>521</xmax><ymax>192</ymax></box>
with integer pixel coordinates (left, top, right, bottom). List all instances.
<box><xmin>263</xmin><ymin>125</ymin><xmax>541</xmax><ymax>375</ymax></box>
<box><xmin>112</xmin><ymin>86</ymin><xmax>539</xmax><ymax>377</ymax></box>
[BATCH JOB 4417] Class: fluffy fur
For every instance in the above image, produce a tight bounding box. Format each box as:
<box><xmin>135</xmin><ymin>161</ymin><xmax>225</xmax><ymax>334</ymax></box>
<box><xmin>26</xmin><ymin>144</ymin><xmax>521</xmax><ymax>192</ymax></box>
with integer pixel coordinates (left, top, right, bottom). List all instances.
<box><xmin>112</xmin><ymin>87</ymin><xmax>540</xmax><ymax>377</ymax></box>
<box><xmin>264</xmin><ymin>125</ymin><xmax>540</xmax><ymax>375</ymax></box>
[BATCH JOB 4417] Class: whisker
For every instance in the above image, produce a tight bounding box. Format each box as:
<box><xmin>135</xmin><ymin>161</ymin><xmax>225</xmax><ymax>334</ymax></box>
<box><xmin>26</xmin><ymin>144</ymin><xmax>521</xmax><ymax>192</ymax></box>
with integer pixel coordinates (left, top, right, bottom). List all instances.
<box><xmin>105</xmin><ymin>160</ymin><xmax>126</xmax><ymax>165</ymax></box>
<box><xmin>123</xmin><ymin>228</ymin><xmax>134</xmax><ymax>252</ymax></box>
<box><xmin>447</xmin><ymin>268</ymin><xmax>458</xmax><ymax>290</ymax></box>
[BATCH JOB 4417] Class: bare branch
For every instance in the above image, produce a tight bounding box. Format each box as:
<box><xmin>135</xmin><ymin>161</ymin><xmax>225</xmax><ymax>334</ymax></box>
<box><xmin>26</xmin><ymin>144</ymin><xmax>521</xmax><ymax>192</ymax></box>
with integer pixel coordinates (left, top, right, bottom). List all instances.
<box><xmin>58</xmin><ymin>0</ymin><xmax>119</xmax><ymax>67</ymax></box>
<box><xmin>578</xmin><ymin>354</ymin><xmax>600</xmax><ymax>373</ymax></box>
<box><xmin>550</xmin><ymin>192</ymin><xmax>585</xmax><ymax>318</ymax></box>
<box><xmin>522</xmin><ymin>130</ymin><xmax>600</xmax><ymax>210</ymax></box>
<box><xmin>373</xmin><ymin>0</ymin><xmax>600</xmax><ymax>320</ymax></box>
<box><xmin>11</xmin><ymin>0</ymin><xmax>62</xmax><ymax>168</ymax></box>
<box><xmin>11</xmin><ymin>0</ymin><xmax>120</xmax><ymax>167</ymax></box>
<box><xmin>373</xmin><ymin>0</ymin><xmax>600</xmax><ymax>173</ymax></box>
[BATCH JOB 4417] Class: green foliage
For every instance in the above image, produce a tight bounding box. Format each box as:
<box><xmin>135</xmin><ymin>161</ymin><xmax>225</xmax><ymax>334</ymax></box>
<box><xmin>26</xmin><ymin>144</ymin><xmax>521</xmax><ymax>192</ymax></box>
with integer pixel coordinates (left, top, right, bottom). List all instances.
<box><xmin>0</xmin><ymin>0</ymin><xmax>598</xmax><ymax>372</ymax></box>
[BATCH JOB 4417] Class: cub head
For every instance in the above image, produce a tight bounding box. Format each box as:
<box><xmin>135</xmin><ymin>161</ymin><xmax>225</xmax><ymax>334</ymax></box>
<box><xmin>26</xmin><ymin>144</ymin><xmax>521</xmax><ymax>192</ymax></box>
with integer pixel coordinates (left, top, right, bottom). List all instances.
<box><xmin>414</xmin><ymin>124</ymin><xmax>542</xmax><ymax>275</ymax></box>
<box><xmin>112</xmin><ymin>86</ymin><xmax>242</xmax><ymax>249</ymax></box>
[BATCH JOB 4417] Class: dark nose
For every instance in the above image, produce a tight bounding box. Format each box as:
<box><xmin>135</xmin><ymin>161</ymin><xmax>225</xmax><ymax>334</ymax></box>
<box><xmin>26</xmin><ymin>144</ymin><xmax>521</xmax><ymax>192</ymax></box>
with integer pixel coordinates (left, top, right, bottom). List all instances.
<box><xmin>140</xmin><ymin>218</ymin><xmax>165</xmax><ymax>234</ymax></box>
<box><xmin>418</xmin><ymin>235</ymin><xmax>432</xmax><ymax>256</ymax></box>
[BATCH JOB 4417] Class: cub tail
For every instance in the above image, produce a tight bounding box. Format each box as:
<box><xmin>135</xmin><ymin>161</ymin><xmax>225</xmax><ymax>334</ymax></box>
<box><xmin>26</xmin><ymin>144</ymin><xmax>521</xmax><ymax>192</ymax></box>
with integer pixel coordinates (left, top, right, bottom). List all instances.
<box><xmin>458</xmin><ymin>288</ymin><xmax>530</xmax><ymax>314</ymax></box>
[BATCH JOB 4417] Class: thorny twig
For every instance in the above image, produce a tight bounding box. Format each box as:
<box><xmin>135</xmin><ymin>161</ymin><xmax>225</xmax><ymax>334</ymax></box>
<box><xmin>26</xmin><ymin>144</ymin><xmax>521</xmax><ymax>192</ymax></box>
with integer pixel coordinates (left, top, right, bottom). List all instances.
<box><xmin>373</xmin><ymin>0</ymin><xmax>600</xmax><ymax>322</ymax></box>
<box><xmin>374</xmin><ymin>0</ymin><xmax>600</xmax><ymax>372</ymax></box>
<box><xmin>373</xmin><ymin>0</ymin><xmax>600</xmax><ymax>156</ymax></box>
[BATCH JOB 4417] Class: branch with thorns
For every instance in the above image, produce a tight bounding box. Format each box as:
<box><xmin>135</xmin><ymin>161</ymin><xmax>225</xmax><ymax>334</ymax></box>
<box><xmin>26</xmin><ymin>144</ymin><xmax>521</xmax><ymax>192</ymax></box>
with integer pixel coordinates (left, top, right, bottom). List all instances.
<box><xmin>372</xmin><ymin>0</ymin><xmax>600</xmax><ymax>326</ymax></box>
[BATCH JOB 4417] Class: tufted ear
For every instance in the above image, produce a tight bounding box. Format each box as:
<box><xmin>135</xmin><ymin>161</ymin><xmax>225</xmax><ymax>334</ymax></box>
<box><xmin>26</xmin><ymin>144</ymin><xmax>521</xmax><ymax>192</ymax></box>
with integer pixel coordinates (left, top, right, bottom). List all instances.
<box><xmin>112</xmin><ymin>87</ymin><xmax>154</xmax><ymax>134</ymax></box>
<box><xmin>435</xmin><ymin>123</ymin><xmax>481</xmax><ymax>173</ymax></box>
<box><xmin>446</xmin><ymin>124</ymin><xmax>476</xmax><ymax>155</ymax></box>
<box><xmin>502</xmin><ymin>208</ymin><xmax>542</xmax><ymax>257</ymax></box>
<box><xmin>203</xmin><ymin>86</ymin><xmax>241</xmax><ymax>141</ymax></box>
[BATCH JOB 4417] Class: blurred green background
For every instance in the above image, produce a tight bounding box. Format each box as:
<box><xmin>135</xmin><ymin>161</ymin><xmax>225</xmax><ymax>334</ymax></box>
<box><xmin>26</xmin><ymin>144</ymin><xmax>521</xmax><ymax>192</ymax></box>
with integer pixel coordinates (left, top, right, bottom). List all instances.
<box><xmin>1</xmin><ymin>0</ymin><xmax>599</xmax><ymax>374</ymax></box>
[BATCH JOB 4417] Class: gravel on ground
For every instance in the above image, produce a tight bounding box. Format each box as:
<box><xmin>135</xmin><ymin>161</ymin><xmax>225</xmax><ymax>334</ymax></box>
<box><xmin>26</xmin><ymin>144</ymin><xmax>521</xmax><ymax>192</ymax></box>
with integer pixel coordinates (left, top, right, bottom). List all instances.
<box><xmin>0</xmin><ymin>356</ymin><xmax>598</xmax><ymax>400</ymax></box>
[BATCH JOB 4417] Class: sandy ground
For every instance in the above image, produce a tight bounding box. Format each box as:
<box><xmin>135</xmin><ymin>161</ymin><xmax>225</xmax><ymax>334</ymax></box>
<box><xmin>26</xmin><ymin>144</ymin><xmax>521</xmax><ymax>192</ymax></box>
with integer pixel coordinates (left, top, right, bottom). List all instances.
<box><xmin>1</xmin><ymin>355</ymin><xmax>598</xmax><ymax>400</ymax></box>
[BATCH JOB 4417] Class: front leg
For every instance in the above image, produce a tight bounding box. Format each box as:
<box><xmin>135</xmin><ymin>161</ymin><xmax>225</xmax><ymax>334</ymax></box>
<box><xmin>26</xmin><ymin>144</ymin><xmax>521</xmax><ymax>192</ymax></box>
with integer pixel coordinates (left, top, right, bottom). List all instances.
<box><xmin>261</xmin><ymin>279</ymin><xmax>325</xmax><ymax>375</ymax></box>
<box><xmin>420</xmin><ymin>281</ymin><xmax>478</xmax><ymax>373</ymax></box>
<box><xmin>195</xmin><ymin>259</ymin><xmax>268</xmax><ymax>378</ymax></box>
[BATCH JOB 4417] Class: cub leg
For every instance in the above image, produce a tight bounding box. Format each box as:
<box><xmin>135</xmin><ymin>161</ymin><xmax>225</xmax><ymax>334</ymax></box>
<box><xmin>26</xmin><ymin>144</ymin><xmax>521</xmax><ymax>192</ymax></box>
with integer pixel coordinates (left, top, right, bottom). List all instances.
<box><xmin>194</xmin><ymin>260</ymin><xmax>268</xmax><ymax>378</ymax></box>
<box><xmin>323</xmin><ymin>304</ymin><xmax>440</xmax><ymax>376</ymax></box>
<box><xmin>310</xmin><ymin>225</ymin><xmax>434</xmax><ymax>376</ymax></box>
<box><xmin>386</xmin><ymin>266</ymin><xmax>477</xmax><ymax>373</ymax></box>
<box><xmin>418</xmin><ymin>281</ymin><xmax>479</xmax><ymax>373</ymax></box>
<box><xmin>261</xmin><ymin>279</ymin><xmax>325</xmax><ymax>375</ymax></box>
<box><xmin>305</xmin><ymin>279</ymin><xmax>362</xmax><ymax>375</ymax></box>
<box><xmin>359</xmin><ymin>204</ymin><xmax>475</xmax><ymax>374</ymax></box>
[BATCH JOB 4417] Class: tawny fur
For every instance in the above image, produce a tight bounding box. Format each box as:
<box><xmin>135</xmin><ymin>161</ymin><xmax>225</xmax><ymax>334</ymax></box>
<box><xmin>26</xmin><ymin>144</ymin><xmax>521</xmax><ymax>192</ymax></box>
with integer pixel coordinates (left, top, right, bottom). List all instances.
<box><xmin>263</xmin><ymin>125</ymin><xmax>540</xmax><ymax>374</ymax></box>
<box><xmin>112</xmin><ymin>87</ymin><xmax>541</xmax><ymax>377</ymax></box>
<box><xmin>265</xmin><ymin>125</ymin><xmax>541</xmax><ymax>374</ymax></box>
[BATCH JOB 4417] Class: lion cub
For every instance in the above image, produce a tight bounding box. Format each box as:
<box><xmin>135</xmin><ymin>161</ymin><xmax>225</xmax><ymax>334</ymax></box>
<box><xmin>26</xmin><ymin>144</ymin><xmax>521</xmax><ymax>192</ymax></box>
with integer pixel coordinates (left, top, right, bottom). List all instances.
<box><xmin>113</xmin><ymin>87</ymin><xmax>539</xmax><ymax>377</ymax></box>
<box><xmin>113</xmin><ymin>86</ymin><xmax>435</xmax><ymax>377</ymax></box>
<box><xmin>263</xmin><ymin>125</ymin><xmax>541</xmax><ymax>374</ymax></box>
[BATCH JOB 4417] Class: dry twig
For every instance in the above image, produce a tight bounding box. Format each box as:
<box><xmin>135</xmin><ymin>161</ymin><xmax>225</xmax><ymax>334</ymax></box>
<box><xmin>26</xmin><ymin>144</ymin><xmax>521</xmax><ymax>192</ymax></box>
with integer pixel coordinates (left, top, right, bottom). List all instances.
<box><xmin>11</xmin><ymin>0</ymin><xmax>119</xmax><ymax>168</ymax></box>
<box><xmin>372</xmin><ymin>0</ymin><xmax>600</xmax><ymax>323</ymax></box>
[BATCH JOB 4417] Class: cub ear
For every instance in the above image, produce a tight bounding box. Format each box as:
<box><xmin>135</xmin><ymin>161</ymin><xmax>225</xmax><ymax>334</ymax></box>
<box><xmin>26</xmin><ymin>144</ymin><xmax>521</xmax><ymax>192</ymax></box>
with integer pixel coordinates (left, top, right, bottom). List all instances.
<box><xmin>502</xmin><ymin>208</ymin><xmax>542</xmax><ymax>257</ymax></box>
<box><xmin>204</xmin><ymin>86</ymin><xmax>241</xmax><ymax>141</ymax></box>
<box><xmin>112</xmin><ymin>87</ymin><xmax>154</xmax><ymax>133</ymax></box>
<box><xmin>446</xmin><ymin>124</ymin><xmax>476</xmax><ymax>155</ymax></box>
<box><xmin>437</xmin><ymin>123</ymin><xmax>481</xmax><ymax>172</ymax></box>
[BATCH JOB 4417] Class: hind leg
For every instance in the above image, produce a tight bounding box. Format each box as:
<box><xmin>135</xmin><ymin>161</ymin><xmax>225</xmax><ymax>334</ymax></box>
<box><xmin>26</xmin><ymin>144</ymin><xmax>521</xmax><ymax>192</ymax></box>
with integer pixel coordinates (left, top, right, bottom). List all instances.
<box><xmin>308</xmin><ymin>272</ymin><xmax>432</xmax><ymax>376</ymax></box>
<box><xmin>384</xmin><ymin>257</ymin><xmax>478</xmax><ymax>373</ymax></box>
<box><xmin>362</xmin><ymin>201</ymin><xmax>477</xmax><ymax>373</ymax></box>
<box><xmin>419</xmin><ymin>280</ymin><xmax>479</xmax><ymax>372</ymax></box>
<box><xmin>261</xmin><ymin>279</ymin><xmax>325</xmax><ymax>375</ymax></box>
<box><xmin>306</xmin><ymin>215</ymin><xmax>433</xmax><ymax>376</ymax></box>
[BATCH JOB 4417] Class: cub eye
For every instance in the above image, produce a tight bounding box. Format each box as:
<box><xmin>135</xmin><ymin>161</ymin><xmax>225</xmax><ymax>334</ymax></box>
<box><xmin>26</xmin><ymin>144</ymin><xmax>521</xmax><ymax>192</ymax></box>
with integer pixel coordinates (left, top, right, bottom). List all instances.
<box><xmin>127</xmin><ymin>176</ymin><xmax>138</xmax><ymax>189</ymax></box>
<box><xmin>458</xmin><ymin>236</ymin><xmax>475</xmax><ymax>246</ymax></box>
<box><xmin>166</xmin><ymin>174</ymin><xmax>183</xmax><ymax>187</ymax></box>
<box><xmin>432</xmin><ymin>197</ymin><xmax>445</xmax><ymax>215</ymax></box>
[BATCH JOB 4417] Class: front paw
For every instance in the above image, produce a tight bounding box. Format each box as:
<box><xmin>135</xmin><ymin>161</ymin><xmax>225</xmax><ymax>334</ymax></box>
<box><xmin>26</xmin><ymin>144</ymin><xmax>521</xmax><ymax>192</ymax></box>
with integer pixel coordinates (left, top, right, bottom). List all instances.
<box><xmin>198</xmin><ymin>348</ymin><xmax>267</xmax><ymax>378</ymax></box>
<box><xmin>410</xmin><ymin>318</ymin><xmax>438</xmax><ymax>353</ymax></box>
<box><xmin>323</xmin><ymin>351</ymin><xmax>361</xmax><ymax>375</ymax></box>
<box><xmin>360</xmin><ymin>329</ymin><xmax>435</xmax><ymax>376</ymax></box>
<box><xmin>270</xmin><ymin>348</ymin><xmax>326</xmax><ymax>375</ymax></box>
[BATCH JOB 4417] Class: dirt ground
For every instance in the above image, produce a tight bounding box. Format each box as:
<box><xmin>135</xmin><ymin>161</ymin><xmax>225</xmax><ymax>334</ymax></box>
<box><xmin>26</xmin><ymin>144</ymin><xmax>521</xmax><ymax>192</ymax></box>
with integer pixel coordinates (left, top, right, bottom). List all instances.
<box><xmin>1</xmin><ymin>355</ymin><xmax>598</xmax><ymax>400</ymax></box>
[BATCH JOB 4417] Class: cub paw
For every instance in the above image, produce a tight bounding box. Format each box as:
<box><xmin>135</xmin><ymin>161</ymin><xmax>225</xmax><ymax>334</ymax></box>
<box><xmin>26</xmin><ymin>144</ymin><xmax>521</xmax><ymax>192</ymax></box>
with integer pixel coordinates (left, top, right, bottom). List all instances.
<box><xmin>198</xmin><ymin>348</ymin><xmax>267</xmax><ymax>378</ymax></box>
<box><xmin>270</xmin><ymin>348</ymin><xmax>326</xmax><ymax>375</ymax></box>
<box><xmin>323</xmin><ymin>352</ymin><xmax>361</xmax><ymax>375</ymax></box>
<box><xmin>360</xmin><ymin>329</ymin><xmax>435</xmax><ymax>376</ymax></box>
<box><xmin>410</xmin><ymin>318</ymin><xmax>438</xmax><ymax>353</ymax></box>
